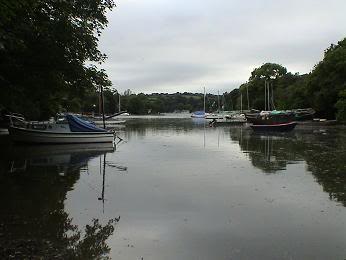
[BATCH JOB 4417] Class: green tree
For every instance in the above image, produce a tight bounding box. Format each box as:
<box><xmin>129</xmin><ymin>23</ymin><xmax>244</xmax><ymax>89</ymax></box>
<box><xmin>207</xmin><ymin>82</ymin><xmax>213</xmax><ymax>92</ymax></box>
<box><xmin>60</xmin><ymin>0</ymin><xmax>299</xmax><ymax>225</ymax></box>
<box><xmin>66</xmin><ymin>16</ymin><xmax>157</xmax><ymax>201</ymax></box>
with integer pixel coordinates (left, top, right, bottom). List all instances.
<box><xmin>127</xmin><ymin>94</ymin><xmax>147</xmax><ymax>114</ymax></box>
<box><xmin>249</xmin><ymin>63</ymin><xmax>287</xmax><ymax>81</ymax></box>
<box><xmin>0</xmin><ymin>0</ymin><xmax>115</xmax><ymax>119</ymax></box>
<box><xmin>306</xmin><ymin>38</ymin><xmax>346</xmax><ymax>118</ymax></box>
<box><xmin>335</xmin><ymin>90</ymin><xmax>346</xmax><ymax>123</ymax></box>
<box><xmin>245</xmin><ymin>63</ymin><xmax>288</xmax><ymax>110</ymax></box>
<box><xmin>103</xmin><ymin>88</ymin><xmax>118</xmax><ymax>114</ymax></box>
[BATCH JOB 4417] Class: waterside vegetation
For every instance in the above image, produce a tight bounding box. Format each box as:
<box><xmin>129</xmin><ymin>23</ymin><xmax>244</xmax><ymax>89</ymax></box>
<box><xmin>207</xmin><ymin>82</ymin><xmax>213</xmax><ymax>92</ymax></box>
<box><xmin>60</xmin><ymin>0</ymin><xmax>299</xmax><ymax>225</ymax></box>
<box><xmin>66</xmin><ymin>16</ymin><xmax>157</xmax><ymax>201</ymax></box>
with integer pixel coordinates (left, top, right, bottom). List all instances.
<box><xmin>225</xmin><ymin>38</ymin><xmax>346</xmax><ymax>121</ymax></box>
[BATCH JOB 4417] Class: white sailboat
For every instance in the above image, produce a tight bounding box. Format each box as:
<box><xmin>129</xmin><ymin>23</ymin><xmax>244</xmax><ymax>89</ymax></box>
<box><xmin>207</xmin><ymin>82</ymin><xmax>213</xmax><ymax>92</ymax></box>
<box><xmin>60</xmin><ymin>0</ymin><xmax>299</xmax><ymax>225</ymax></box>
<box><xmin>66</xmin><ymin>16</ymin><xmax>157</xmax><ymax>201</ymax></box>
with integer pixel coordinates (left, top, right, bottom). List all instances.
<box><xmin>9</xmin><ymin>114</ymin><xmax>115</xmax><ymax>144</ymax></box>
<box><xmin>191</xmin><ymin>87</ymin><xmax>209</xmax><ymax>118</ymax></box>
<box><xmin>9</xmin><ymin>86</ymin><xmax>116</xmax><ymax>144</ymax></box>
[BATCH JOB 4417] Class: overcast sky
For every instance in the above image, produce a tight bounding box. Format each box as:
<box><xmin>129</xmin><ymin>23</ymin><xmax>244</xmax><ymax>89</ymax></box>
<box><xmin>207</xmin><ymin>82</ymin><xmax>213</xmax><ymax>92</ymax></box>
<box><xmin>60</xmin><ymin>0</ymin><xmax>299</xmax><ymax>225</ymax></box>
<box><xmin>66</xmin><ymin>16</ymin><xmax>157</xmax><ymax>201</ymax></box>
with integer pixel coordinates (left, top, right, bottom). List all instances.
<box><xmin>98</xmin><ymin>0</ymin><xmax>346</xmax><ymax>94</ymax></box>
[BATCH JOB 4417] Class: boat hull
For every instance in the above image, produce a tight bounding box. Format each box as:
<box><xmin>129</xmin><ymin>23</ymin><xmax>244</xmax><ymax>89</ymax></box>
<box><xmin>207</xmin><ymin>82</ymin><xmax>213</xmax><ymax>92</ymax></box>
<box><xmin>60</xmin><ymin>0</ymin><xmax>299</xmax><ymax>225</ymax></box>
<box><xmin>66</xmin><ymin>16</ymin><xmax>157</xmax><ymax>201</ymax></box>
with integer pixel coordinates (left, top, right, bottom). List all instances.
<box><xmin>250</xmin><ymin>122</ymin><xmax>297</xmax><ymax>132</ymax></box>
<box><xmin>9</xmin><ymin>126</ymin><xmax>115</xmax><ymax>144</ymax></box>
<box><xmin>246</xmin><ymin>114</ymin><xmax>295</xmax><ymax>125</ymax></box>
<box><xmin>191</xmin><ymin>115</ymin><xmax>205</xmax><ymax>118</ymax></box>
<box><xmin>205</xmin><ymin>114</ymin><xmax>224</xmax><ymax>119</ymax></box>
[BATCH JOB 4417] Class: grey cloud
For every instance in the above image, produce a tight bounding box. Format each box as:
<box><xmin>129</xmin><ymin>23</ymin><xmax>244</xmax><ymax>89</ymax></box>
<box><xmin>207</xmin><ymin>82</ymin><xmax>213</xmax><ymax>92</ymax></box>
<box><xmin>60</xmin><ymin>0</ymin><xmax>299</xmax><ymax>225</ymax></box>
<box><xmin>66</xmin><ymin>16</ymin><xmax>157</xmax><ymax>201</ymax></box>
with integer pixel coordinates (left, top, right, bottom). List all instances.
<box><xmin>105</xmin><ymin>62</ymin><xmax>224</xmax><ymax>93</ymax></box>
<box><xmin>99</xmin><ymin>0</ymin><xmax>346</xmax><ymax>94</ymax></box>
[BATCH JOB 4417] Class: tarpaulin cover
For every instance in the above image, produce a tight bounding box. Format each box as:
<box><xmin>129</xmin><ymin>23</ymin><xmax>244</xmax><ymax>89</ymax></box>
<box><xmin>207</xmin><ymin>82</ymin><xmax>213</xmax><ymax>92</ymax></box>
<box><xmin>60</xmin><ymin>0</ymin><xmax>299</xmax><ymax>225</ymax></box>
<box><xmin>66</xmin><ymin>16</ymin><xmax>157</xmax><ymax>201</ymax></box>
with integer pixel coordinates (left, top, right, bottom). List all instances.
<box><xmin>66</xmin><ymin>114</ymin><xmax>107</xmax><ymax>132</ymax></box>
<box><xmin>192</xmin><ymin>111</ymin><xmax>205</xmax><ymax>116</ymax></box>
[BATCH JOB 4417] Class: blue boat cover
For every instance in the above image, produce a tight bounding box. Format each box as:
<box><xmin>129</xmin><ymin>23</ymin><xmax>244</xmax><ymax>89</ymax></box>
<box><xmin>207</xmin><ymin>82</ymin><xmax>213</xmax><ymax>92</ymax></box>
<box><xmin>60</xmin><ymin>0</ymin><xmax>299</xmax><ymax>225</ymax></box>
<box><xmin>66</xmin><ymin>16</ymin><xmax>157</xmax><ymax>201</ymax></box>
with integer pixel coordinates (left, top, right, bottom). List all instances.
<box><xmin>66</xmin><ymin>114</ymin><xmax>107</xmax><ymax>132</ymax></box>
<box><xmin>192</xmin><ymin>111</ymin><xmax>205</xmax><ymax>116</ymax></box>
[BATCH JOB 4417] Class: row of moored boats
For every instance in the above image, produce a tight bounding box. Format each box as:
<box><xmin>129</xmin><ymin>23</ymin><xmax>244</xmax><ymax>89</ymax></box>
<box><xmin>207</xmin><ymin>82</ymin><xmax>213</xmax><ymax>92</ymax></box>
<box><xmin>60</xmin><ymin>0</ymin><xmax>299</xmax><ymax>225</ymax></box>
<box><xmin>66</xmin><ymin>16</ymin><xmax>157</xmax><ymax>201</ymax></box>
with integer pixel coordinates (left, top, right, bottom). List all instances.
<box><xmin>0</xmin><ymin>108</ymin><xmax>320</xmax><ymax>144</ymax></box>
<box><xmin>192</xmin><ymin>108</ymin><xmax>317</xmax><ymax>132</ymax></box>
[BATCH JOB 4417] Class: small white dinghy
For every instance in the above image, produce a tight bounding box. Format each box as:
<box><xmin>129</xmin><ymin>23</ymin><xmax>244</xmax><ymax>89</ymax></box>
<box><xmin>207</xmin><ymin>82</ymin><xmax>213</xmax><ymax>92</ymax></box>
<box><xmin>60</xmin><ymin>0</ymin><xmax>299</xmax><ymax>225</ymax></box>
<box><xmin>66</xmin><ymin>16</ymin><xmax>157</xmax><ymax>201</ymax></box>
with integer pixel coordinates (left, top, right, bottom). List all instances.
<box><xmin>9</xmin><ymin>114</ymin><xmax>115</xmax><ymax>144</ymax></box>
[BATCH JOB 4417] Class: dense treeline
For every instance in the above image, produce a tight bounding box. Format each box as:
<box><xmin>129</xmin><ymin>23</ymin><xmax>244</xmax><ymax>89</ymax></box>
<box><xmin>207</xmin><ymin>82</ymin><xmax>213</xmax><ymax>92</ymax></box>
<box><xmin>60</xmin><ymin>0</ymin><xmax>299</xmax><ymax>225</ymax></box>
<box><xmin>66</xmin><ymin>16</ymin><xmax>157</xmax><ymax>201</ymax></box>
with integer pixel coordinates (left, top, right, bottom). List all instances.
<box><xmin>87</xmin><ymin>91</ymin><xmax>223</xmax><ymax>115</ymax></box>
<box><xmin>224</xmin><ymin>38</ymin><xmax>346</xmax><ymax>121</ymax></box>
<box><xmin>0</xmin><ymin>1</ymin><xmax>345</xmax><ymax>121</ymax></box>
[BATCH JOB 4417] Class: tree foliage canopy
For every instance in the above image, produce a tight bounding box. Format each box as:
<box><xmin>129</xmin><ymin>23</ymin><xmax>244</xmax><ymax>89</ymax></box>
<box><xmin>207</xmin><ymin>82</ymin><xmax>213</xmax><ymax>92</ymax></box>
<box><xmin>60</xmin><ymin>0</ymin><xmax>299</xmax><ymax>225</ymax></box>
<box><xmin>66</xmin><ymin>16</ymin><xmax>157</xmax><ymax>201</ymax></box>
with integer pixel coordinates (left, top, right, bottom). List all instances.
<box><xmin>249</xmin><ymin>63</ymin><xmax>287</xmax><ymax>81</ymax></box>
<box><xmin>0</xmin><ymin>0</ymin><xmax>115</xmax><ymax>119</ymax></box>
<box><xmin>305</xmin><ymin>38</ymin><xmax>346</xmax><ymax>118</ymax></box>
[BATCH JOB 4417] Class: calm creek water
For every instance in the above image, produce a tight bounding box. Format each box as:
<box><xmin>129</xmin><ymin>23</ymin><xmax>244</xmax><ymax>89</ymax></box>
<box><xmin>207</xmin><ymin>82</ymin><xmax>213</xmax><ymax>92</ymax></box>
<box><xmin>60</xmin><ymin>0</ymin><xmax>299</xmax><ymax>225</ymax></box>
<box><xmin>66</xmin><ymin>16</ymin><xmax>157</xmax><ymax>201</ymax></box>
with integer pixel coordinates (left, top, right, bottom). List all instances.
<box><xmin>0</xmin><ymin>116</ymin><xmax>346</xmax><ymax>259</ymax></box>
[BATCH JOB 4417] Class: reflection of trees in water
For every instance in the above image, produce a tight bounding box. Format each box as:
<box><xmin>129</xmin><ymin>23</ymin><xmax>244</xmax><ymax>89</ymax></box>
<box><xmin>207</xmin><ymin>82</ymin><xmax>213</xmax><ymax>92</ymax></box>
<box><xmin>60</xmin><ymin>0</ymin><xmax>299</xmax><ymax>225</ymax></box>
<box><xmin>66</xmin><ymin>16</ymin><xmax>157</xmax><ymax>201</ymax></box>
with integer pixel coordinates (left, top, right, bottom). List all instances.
<box><xmin>230</xmin><ymin>128</ymin><xmax>304</xmax><ymax>173</ymax></box>
<box><xmin>124</xmin><ymin>118</ymin><xmax>203</xmax><ymax>140</ymax></box>
<box><xmin>298</xmin><ymin>129</ymin><xmax>346</xmax><ymax>206</ymax></box>
<box><xmin>230</xmin><ymin>127</ymin><xmax>346</xmax><ymax>206</ymax></box>
<box><xmin>0</xmin><ymin>147</ymin><xmax>118</xmax><ymax>259</ymax></box>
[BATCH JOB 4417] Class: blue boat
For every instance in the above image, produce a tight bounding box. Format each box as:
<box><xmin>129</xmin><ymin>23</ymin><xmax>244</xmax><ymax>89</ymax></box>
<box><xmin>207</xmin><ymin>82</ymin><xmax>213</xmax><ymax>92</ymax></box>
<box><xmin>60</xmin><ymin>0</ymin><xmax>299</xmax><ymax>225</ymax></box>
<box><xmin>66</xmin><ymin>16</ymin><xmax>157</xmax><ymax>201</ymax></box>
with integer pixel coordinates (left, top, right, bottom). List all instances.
<box><xmin>191</xmin><ymin>111</ymin><xmax>208</xmax><ymax>118</ymax></box>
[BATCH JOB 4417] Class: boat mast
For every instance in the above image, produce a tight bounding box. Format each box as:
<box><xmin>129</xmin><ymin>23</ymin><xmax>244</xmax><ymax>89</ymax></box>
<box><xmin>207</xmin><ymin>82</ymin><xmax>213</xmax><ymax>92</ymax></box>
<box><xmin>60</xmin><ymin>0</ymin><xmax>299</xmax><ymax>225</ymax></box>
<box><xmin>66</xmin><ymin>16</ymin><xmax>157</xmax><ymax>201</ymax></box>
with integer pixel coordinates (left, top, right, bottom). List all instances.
<box><xmin>203</xmin><ymin>87</ymin><xmax>206</xmax><ymax>114</ymax></box>
<box><xmin>100</xmin><ymin>86</ymin><xmax>106</xmax><ymax>129</ymax></box>
<box><xmin>267</xmin><ymin>81</ymin><xmax>270</xmax><ymax>111</ymax></box>
<box><xmin>217</xmin><ymin>90</ymin><xmax>220</xmax><ymax>113</ymax></box>
<box><xmin>118</xmin><ymin>93</ymin><xmax>121</xmax><ymax>113</ymax></box>
<box><xmin>98</xmin><ymin>153</ymin><xmax>106</xmax><ymax>213</ymax></box>
<box><xmin>264</xmin><ymin>80</ymin><xmax>267</xmax><ymax>111</ymax></box>
<box><xmin>271</xmin><ymin>82</ymin><xmax>275</xmax><ymax>110</ymax></box>
<box><xmin>222</xmin><ymin>94</ymin><xmax>225</xmax><ymax>111</ymax></box>
<box><xmin>246</xmin><ymin>84</ymin><xmax>250</xmax><ymax>111</ymax></box>
<box><xmin>240</xmin><ymin>91</ymin><xmax>243</xmax><ymax>113</ymax></box>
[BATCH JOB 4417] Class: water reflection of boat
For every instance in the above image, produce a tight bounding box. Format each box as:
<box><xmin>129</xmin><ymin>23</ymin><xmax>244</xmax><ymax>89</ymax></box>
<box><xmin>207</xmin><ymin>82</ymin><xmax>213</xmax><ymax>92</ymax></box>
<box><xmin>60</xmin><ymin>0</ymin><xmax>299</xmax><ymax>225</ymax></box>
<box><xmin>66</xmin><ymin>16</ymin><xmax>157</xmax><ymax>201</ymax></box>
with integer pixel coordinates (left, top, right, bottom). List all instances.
<box><xmin>8</xmin><ymin>143</ymin><xmax>114</xmax><ymax>173</ymax></box>
<box><xmin>9</xmin><ymin>114</ymin><xmax>115</xmax><ymax>144</ymax></box>
<box><xmin>0</xmin><ymin>143</ymin><xmax>119</xmax><ymax>259</ymax></box>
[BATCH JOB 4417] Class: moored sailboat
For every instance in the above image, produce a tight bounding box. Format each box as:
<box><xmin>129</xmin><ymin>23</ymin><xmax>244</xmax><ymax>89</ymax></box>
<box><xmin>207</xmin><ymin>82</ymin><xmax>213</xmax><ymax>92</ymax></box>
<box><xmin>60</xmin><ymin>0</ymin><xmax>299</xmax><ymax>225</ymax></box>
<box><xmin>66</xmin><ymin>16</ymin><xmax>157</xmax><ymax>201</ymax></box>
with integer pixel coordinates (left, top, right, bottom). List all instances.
<box><xmin>191</xmin><ymin>87</ymin><xmax>209</xmax><ymax>118</ymax></box>
<box><xmin>246</xmin><ymin>81</ymin><xmax>297</xmax><ymax>132</ymax></box>
<box><xmin>9</xmin><ymin>114</ymin><xmax>115</xmax><ymax>144</ymax></box>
